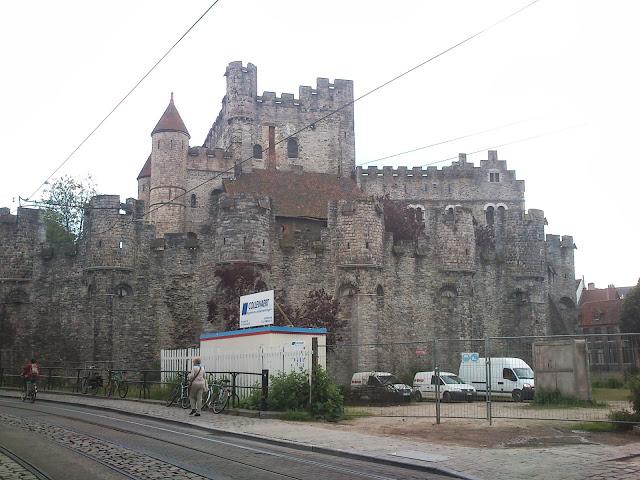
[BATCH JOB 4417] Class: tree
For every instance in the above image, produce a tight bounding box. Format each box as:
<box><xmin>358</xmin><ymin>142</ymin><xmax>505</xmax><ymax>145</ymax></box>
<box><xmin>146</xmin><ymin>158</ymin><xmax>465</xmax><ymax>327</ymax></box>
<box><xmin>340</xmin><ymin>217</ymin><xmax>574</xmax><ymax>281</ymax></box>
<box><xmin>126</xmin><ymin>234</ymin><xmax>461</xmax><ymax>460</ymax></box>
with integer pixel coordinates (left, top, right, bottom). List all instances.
<box><xmin>294</xmin><ymin>289</ymin><xmax>343</xmax><ymax>346</ymax></box>
<box><xmin>40</xmin><ymin>175</ymin><xmax>97</xmax><ymax>242</ymax></box>
<box><xmin>620</xmin><ymin>279</ymin><xmax>640</xmax><ymax>333</ymax></box>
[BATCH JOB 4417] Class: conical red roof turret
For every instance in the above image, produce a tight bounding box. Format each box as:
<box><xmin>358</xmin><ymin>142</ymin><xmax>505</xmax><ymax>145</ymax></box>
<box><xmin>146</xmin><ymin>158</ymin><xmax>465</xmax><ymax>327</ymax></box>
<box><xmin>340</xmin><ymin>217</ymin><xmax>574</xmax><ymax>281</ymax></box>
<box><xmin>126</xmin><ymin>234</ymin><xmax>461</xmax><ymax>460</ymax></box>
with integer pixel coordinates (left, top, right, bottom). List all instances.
<box><xmin>137</xmin><ymin>155</ymin><xmax>151</xmax><ymax>180</ymax></box>
<box><xmin>151</xmin><ymin>93</ymin><xmax>190</xmax><ymax>138</ymax></box>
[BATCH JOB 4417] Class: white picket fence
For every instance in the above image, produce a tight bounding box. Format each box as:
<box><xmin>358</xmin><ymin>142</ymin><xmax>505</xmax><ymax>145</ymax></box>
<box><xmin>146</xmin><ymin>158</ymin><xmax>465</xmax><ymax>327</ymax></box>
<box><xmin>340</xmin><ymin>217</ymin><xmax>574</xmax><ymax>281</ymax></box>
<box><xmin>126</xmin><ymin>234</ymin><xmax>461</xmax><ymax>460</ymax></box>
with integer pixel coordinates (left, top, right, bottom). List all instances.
<box><xmin>160</xmin><ymin>347</ymin><xmax>200</xmax><ymax>383</ymax></box>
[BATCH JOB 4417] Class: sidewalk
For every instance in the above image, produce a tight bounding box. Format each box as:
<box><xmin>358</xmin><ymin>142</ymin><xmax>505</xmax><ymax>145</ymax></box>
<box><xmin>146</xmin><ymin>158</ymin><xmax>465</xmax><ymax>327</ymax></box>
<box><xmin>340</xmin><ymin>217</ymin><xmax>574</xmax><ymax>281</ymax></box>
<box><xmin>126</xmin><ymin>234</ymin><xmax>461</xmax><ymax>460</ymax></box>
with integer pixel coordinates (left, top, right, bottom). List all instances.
<box><xmin>2</xmin><ymin>389</ymin><xmax>640</xmax><ymax>480</ymax></box>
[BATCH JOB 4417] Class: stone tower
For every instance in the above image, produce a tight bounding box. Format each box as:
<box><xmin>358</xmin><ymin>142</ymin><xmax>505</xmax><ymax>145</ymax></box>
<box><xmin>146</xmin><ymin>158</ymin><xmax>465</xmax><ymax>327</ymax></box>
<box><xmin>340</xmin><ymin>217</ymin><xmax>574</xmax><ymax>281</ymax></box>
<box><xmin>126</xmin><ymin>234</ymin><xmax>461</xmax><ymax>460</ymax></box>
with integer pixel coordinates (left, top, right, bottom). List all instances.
<box><xmin>148</xmin><ymin>94</ymin><xmax>190</xmax><ymax>236</ymax></box>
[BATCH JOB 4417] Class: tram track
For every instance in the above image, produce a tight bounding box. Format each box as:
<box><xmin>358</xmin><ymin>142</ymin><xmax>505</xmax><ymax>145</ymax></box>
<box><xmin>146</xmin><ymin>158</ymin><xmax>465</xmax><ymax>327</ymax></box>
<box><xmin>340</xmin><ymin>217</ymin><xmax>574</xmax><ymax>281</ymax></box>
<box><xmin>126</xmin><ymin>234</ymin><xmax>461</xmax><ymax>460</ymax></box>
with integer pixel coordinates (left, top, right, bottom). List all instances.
<box><xmin>0</xmin><ymin>444</ymin><xmax>52</xmax><ymax>480</ymax></box>
<box><xmin>0</xmin><ymin>399</ymin><xmax>444</xmax><ymax>480</ymax></box>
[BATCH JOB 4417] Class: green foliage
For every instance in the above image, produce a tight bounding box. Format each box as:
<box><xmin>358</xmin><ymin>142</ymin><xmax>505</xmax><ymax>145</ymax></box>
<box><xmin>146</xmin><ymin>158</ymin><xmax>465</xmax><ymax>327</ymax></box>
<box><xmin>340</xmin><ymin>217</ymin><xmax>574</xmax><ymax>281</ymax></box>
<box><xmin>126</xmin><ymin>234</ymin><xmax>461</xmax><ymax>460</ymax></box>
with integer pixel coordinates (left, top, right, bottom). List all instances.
<box><xmin>531</xmin><ymin>388</ymin><xmax>605</xmax><ymax>408</ymax></box>
<box><xmin>39</xmin><ymin>174</ymin><xmax>97</xmax><ymax>243</ymax></box>
<box><xmin>268</xmin><ymin>370</ymin><xmax>310</xmax><ymax>411</ymax></box>
<box><xmin>619</xmin><ymin>279</ymin><xmax>640</xmax><ymax>333</ymax></box>
<box><xmin>629</xmin><ymin>374</ymin><xmax>640</xmax><ymax>414</ymax></box>
<box><xmin>607</xmin><ymin>410</ymin><xmax>640</xmax><ymax>431</ymax></box>
<box><xmin>238</xmin><ymin>386</ymin><xmax>262</xmax><ymax>410</ymax></box>
<box><xmin>593</xmin><ymin>388</ymin><xmax>632</xmax><ymax>402</ymax></box>
<box><xmin>310</xmin><ymin>367</ymin><xmax>344</xmax><ymax>421</ymax></box>
<box><xmin>279</xmin><ymin>410</ymin><xmax>313</xmax><ymax>421</ymax></box>
<box><xmin>592</xmin><ymin>376</ymin><xmax>625</xmax><ymax>389</ymax></box>
<box><xmin>265</xmin><ymin>367</ymin><xmax>344</xmax><ymax>421</ymax></box>
<box><xmin>571</xmin><ymin>422</ymin><xmax>618</xmax><ymax>432</ymax></box>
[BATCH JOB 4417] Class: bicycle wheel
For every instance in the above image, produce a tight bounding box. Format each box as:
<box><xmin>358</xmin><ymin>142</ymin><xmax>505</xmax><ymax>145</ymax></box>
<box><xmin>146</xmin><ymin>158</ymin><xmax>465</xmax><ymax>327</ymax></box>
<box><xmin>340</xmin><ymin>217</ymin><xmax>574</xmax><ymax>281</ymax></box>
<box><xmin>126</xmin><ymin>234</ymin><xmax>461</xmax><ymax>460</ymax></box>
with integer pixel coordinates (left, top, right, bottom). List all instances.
<box><xmin>104</xmin><ymin>381</ymin><xmax>114</xmax><ymax>397</ymax></box>
<box><xmin>180</xmin><ymin>388</ymin><xmax>191</xmax><ymax>409</ymax></box>
<box><xmin>201</xmin><ymin>388</ymin><xmax>212</xmax><ymax>411</ymax></box>
<box><xmin>166</xmin><ymin>386</ymin><xmax>179</xmax><ymax>407</ymax></box>
<box><xmin>29</xmin><ymin>386</ymin><xmax>36</xmax><ymax>403</ymax></box>
<box><xmin>212</xmin><ymin>389</ymin><xmax>229</xmax><ymax>414</ymax></box>
<box><xmin>118</xmin><ymin>381</ymin><xmax>128</xmax><ymax>398</ymax></box>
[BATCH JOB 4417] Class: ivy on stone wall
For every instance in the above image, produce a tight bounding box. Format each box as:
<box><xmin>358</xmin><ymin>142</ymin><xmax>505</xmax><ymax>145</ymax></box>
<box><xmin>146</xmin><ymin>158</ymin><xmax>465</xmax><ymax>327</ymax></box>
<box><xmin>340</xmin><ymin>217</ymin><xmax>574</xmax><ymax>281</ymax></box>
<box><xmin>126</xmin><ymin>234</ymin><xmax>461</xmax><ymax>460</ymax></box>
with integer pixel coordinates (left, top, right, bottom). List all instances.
<box><xmin>208</xmin><ymin>263</ymin><xmax>344</xmax><ymax>344</ymax></box>
<box><xmin>380</xmin><ymin>196</ymin><xmax>425</xmax><ymax>245</ymax></box>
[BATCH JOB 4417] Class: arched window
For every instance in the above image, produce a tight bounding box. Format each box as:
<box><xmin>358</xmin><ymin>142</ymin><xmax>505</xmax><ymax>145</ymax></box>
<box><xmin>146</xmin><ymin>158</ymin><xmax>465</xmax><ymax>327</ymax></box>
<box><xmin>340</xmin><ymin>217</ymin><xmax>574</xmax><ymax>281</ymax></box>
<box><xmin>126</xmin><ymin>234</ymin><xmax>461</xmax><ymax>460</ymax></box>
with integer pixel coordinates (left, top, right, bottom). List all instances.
<box><xmin>287</xmin><ymin>138</ymin><xmax>298</xmax><ymax>158</ymax></box>
<box><xmin>190</xmin><ymin>194</ymin><xmax>197</xmax><ymax>208</ymax></box>
<box><xmin>114</xmin><ymin>284</ymin><xmax>133</xmax><ymax>298</ymax></box>
<box><xmin>253</xmin><ymin>144</ymin><xmax>263</xmax><ymax>159</ymax></box>
<box><xmin>485</xmin><ymin>206</ymin><xmax>495</xmax><ymax>226</ymax></box>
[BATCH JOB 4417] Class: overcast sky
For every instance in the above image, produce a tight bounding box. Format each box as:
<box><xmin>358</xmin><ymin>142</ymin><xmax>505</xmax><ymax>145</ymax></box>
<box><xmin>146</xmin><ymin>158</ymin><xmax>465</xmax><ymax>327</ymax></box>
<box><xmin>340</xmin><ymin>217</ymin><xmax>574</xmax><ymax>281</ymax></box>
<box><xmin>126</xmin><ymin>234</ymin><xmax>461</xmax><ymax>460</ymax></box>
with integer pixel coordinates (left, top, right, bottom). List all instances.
<box><xmin>0</xmin><ymin>0</ymin><xmax>638</xmax><ymax>288</ymax></box>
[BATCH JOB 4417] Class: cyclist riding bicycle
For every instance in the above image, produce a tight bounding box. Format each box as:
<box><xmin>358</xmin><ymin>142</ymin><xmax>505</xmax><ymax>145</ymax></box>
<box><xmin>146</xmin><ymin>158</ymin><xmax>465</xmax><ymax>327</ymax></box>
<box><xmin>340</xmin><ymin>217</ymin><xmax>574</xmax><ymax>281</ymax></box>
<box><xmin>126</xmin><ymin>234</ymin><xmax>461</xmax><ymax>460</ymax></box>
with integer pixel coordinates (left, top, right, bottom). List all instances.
<box><xmin>21</xmin><ymin>358</ymin><xmax>39</xmax><ymax>396</ymax></box>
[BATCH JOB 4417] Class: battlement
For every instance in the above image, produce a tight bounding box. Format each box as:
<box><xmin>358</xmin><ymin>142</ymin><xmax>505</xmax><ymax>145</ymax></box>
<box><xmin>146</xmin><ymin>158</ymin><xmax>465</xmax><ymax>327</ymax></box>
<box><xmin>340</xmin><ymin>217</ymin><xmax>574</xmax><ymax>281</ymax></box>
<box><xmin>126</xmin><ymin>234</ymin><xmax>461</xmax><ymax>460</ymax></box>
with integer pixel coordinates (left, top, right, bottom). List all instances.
<box><xmin>225</xmin><ymin>61</ymin><xmax>353</xmax><ymax>110</ymax></box>
<box><xmin>356</xmin><ymin>151</ymin><xmax>525</xmax><ymax>206</ymax></box>
<box><xmin>546</xmin><ymin>234</ymin><xmax>576</xmax><ymax>249</ymax></box>
<box><xmin>356</xmin><ymin>151</ymin><xmax>519</xmax><ymax>181</ymax></box>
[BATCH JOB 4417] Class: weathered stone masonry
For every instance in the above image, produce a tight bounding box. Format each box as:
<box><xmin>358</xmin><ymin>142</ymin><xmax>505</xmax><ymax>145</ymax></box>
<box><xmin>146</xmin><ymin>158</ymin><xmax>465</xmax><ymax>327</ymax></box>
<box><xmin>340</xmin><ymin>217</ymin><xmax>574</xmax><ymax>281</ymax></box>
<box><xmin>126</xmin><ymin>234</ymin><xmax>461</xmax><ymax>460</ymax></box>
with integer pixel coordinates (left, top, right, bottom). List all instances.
<box><xmin>0</xmin><ymin>62</ymin><xmax>577</xmax><ymax>381</ymax></box>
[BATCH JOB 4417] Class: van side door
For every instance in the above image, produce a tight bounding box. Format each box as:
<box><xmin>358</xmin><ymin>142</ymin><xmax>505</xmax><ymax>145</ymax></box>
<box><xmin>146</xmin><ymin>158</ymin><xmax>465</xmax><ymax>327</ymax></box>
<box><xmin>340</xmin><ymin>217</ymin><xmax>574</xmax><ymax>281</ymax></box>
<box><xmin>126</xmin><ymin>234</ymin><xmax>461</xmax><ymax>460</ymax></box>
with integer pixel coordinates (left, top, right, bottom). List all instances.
<box><xmin>501</xmin><ymin>368</ymin><xmax>518</xmax><ymax>393</ymax></box>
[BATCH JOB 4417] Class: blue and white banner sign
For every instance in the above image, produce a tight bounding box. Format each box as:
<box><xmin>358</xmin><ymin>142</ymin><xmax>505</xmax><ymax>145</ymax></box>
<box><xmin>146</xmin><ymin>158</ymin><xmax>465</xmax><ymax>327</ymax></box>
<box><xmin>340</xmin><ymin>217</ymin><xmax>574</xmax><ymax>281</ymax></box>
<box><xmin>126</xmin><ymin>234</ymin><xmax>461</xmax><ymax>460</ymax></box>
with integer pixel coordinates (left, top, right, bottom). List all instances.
<box><xmin>239</xmin><ymin>290</ymin><xmax>274</xmax><ymax>329</ymax></box>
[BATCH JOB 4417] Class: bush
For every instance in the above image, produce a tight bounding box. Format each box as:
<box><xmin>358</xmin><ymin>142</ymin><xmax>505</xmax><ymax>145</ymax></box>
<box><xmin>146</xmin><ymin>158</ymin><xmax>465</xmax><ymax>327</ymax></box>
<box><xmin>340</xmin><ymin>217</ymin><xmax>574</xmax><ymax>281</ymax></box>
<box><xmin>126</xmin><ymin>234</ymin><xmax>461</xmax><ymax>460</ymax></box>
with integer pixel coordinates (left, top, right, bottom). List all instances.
<box><xmin>268</xmin><ymin>370</ymin><xmax>310</xmax><ymax>411</ymax></box>
<box><xmin>265</xmin><ymin>368</ymin><xmax>344</xmax><ymax>421</ymax></box>
<box><xmin>238</xmin><ymin>385</ymin><xmax>262</xmax><ymax>410</ymax></box>
<box><xmin>628</xmin><ymin>374</ymin><xmax>640</xmax><ymax>414</ymax></box>
<box><xmin>310</xmin><ymin>367</ymin><xmax>343</xmax><ymax>422</ymax></box>
<box><xmin>532</xmin><ymin>388</ymin><xmax>605</xmax><ymax>408</ymax></box>
<box><xmin>607</xmin><ymin>410</ymin><xmax>640</xmax><ymax>431</ymax></box>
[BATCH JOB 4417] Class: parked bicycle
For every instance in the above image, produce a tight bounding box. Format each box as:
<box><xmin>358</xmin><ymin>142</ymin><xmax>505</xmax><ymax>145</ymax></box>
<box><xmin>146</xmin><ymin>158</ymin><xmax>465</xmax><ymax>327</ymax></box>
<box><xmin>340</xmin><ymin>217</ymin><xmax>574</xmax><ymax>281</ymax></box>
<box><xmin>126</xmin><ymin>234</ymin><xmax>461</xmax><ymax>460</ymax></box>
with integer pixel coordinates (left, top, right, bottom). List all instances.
<box><xmin>204</xmin><ymin>378</ymin><xmax>235</xmax><ymax>414</ymax></box>
<box><xmin>22</xmin><ymin>381</ymin><xmax>37</xmax><ymax>403</ymax></box>
<box><xmin>165</xmin><ymin>373</ymin><xmax>190</xmax><ymax>409</ymax></box>
<box><xmin>104</xmin><ymin>370</ymin><xmax>128</xmax><ymax>398</ymax></box>
<box><xmin>81</xmin><ymin>366</ymin><xmax>103</xmax><ymax>395</ymax></box>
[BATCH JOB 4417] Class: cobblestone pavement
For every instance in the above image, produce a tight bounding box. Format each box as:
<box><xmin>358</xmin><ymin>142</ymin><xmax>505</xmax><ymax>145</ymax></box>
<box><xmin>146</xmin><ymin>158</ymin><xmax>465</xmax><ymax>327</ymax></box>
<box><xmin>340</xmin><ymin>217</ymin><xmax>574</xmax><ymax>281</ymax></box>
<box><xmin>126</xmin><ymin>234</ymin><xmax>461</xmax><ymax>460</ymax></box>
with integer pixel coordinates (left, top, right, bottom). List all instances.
<box><xmin>0</xmin><ymin>451</ymin><xmax>39</xmax><ymax>480</ymax></box>
<box><xmin>0</xmin><ymin>411</ymin><xmax>208</xmax><ymax>480</ymax></box>
<box><xmin>2</xmin><ymin>390</ymin><xmax>640</xmax><ymax>480</ymax></box>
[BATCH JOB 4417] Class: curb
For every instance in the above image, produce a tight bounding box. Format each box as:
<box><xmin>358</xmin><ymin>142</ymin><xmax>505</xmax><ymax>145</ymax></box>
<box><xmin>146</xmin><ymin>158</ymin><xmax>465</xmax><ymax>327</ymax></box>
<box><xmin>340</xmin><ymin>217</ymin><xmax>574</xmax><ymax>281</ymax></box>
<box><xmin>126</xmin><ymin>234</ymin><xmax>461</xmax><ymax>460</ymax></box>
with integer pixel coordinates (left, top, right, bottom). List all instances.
<box><xmin>0</xmin><ymin>391</ymin><xmax>475</xmax><ymax>480</ymax></box>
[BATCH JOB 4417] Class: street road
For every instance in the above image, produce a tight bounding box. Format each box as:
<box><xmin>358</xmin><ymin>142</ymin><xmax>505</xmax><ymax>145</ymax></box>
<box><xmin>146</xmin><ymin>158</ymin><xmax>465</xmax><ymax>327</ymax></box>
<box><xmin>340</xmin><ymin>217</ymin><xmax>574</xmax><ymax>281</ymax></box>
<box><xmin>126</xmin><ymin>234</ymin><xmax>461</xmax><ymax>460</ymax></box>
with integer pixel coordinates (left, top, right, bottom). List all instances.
<box><xmin>0</xmin><ymin>398</ymin><xmax>455</xmax><ymax>480</ymax></box>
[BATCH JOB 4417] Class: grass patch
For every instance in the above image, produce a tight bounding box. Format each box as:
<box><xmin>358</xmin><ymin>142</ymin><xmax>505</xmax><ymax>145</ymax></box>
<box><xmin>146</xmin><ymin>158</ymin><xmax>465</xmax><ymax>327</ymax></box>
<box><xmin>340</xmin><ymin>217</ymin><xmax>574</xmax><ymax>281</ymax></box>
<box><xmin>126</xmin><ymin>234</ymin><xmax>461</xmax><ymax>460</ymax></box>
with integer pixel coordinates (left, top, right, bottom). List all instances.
<box><xmin>593</xmin><ymin>388</ymin><xmax>631</xmax><ymax>403</ymax></box>
<box><xmin>571</xmin><ymin>422</ymin><xmax>618</xmax><ymax>432</ymax></box>
<box><xmin>343</xmin><ymin>407</ymin><xmax>373</xmax><ymax>420</ymax></box>
<box><xmin>530</xmin><ymin>389</ymin><xmax>606</xmax><ymax>409</ymax></box>
<box><xmin>279</xmin><ymin>410</ymin><xmax>314</xmax><ymax>421</ymax></box>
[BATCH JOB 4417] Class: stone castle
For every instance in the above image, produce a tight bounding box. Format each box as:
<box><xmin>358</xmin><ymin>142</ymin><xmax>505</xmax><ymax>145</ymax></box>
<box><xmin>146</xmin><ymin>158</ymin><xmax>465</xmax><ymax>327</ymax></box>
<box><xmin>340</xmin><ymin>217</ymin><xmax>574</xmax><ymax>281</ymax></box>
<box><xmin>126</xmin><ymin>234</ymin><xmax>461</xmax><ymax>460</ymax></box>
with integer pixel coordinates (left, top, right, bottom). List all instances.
<box><xmin>0</xmin><ymin>62</ymin><xmax>578</xmax><ymax>377</ymax></box>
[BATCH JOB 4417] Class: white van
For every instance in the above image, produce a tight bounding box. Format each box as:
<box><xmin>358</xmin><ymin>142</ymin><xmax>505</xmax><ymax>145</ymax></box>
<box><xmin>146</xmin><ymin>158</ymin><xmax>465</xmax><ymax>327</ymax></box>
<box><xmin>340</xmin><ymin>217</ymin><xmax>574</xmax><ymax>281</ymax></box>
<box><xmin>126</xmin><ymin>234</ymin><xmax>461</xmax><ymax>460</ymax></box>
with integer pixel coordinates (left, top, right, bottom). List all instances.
<box><xmin>458</xmin><ymin>355</ymin><xmax>535</xmax><ymax>401</ymax></box>
<box><xmin>412</xmin><ymin>371</ymin><xmax>476</xmax><ymax>402</ymax></box>
<box><xmin>350</xmin><ymin>372</ymin><xmax>412</xmax><ymax>403</ymax></box>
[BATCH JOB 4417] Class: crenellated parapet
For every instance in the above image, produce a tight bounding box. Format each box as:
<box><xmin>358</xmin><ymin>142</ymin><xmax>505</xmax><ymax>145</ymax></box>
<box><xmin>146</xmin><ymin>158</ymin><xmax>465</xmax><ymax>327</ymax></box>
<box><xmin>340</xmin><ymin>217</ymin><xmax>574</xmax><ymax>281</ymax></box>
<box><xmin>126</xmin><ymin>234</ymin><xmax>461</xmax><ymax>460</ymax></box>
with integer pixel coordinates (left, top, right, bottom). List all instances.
<box><xmin>0</xmin><ymin>207</ymin><xmax>45</xmax><ymax>281</ymax></box>
<box><xmin>356</xmin><ymin>151</ymin><xmax>525</xmax><ymax>211</ymax></box>
<box><xmin>204</xmin><ymin>62</ymin><xmax>355</xmax><ymax>177</ymax></box>
<box><xmin>83</xmin><ymin>195</ymin><xmax>147</xmax><ymax>272</ymax></box>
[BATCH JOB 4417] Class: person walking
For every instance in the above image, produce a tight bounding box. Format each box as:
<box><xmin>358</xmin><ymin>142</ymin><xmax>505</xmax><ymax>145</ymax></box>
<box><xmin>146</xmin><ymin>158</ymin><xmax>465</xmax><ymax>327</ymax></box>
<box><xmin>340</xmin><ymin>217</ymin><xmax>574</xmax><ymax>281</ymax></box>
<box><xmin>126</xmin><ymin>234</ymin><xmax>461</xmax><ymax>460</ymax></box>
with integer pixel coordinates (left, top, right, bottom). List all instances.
<box><xmin>187</xmin><ymin>357</ymin><xmax>206</xmax><ymax>417</ymax></box>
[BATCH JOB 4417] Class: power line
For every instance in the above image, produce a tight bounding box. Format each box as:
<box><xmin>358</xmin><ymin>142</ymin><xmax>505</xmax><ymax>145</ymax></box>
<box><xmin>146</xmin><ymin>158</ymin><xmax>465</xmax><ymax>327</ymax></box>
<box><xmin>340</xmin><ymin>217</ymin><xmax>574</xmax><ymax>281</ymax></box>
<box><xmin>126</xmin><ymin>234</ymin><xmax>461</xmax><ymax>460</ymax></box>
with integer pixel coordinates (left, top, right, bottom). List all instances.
<box><xmin>26</xmin><ymin>0</ymin><xmax>224</xmax><ymax>201</ymax></box>
<box><xmin>356</xmin><ymin>118</ymin><xmax>534</xmax><ymax>167</ymax></box>
<box><xmin>417</xmin><ymin>123</ymin><xmax>586</xmax><ymax>168</ymax></box>
<box><xmin>91</xmin><ymin>0</ymin><xmax>543</xmax><ymax>236</ymax></box>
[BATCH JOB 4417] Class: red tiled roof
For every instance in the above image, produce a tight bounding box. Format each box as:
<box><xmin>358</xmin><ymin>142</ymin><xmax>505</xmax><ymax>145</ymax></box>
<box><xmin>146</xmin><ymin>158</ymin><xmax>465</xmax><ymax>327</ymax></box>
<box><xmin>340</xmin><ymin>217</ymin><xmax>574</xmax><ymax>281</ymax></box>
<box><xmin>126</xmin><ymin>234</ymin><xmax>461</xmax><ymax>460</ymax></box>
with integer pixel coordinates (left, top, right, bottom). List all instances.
<box><xmin>137</xmin><ymin>156</ymin><xmax>151</xmax><ymax>180</ymax></box>
<box><xmin>579</xmin><ymin>299</ymin><xmax>620</xmax><ymax>328</ymax></box>
<box><xmin>151</xmin><ymin>93</ymin><xmax>190</xmax><ymax>138</ymax></box>
<box><xmin>223</xmin><ymin>170</ymin><xmax>362</xmax><ymax>219</ymax></box>
<box><xmin>581</xmin><ymin>287</ymin><xmax>619</xmax><ymax>304</ymax></box>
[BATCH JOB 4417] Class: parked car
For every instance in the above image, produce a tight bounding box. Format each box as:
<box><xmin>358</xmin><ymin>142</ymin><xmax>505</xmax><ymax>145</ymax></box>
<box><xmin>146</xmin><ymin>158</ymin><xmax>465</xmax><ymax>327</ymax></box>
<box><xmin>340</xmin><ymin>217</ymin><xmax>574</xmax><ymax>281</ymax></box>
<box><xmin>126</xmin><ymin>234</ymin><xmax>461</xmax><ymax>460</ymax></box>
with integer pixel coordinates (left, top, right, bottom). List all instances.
<box><xmin>412</xmin><ymin>371</ymin><xmax>476</xmax><ymax>402</ymax></box>
<box><xmin>458</xmin><ymin>356</ymin><xmax>535</xmax><ymax>401</ymax></box>
<box><xmin>349</xmin><ymin>371</ymin><xmax>412</xmax><ymax>404</ymax></box>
